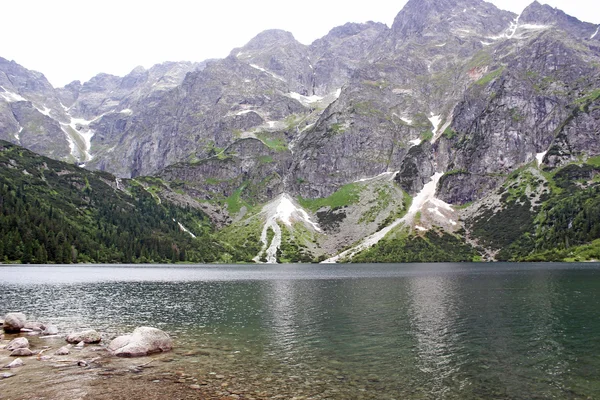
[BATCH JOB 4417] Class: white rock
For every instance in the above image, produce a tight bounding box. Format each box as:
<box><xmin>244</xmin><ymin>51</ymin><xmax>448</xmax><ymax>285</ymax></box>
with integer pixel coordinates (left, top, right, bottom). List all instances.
<box><xmin>66</xmin><ymin>330</ymin><xmax>101</xmax><ymax>344</ymax></box>
<box><xmin>3</xmin><ymin>313</ymin><xmax>26</xmax><ymax>333</ymax></box>
<box><xmin>10</xmin><ymin>348</ymin><xmax>34</xmax><ymax>357</ymax></box>
<box><xmin>55</xmin><ymin>346</ymin><xmax>70</xmax><ymax>355</ymax></box>
<box><xmin>42</xmin><ymin>325</ymin><xmax>59</xmax><ymax>335</ymax></box>
<box><xmin>6</xmin><ymin>337</ymin><xmax>29</xmax><ymax>351</ymax></box>
<box><xmin>108</xmin><ymin>327</ymin><xmax>173</xmax><ymax>357</ymax></box>
<box><xmin>6</xmin><ymin>358</ymin><xmax>24</xmax><ymax>368</ymax></box>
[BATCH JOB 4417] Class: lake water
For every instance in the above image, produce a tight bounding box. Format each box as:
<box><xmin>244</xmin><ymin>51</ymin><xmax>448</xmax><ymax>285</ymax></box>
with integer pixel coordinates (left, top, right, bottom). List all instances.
<box><xmin>1</xmin><ymin>263</ymin><xmax>600</xmax><ymax>399</ymax></box>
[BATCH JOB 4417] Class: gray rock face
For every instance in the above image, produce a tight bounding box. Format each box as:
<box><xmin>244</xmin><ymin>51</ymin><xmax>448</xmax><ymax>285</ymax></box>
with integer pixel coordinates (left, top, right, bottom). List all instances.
<box><xmin>5</xmin><ymin>337</ymin><xmax>29</xmax><ymax>351</ymax></box>
<box><xmin>519</xmin><ymin>1</ymin><xmax>600</xmax><ymax>41</ymax></box>
<box><xmin>3</xmin><ymin>313</ymin><xmax>27</xmax><ymax>333</ymax></box>
<box><xmin>66</xmin><ymin>329</ymin><xmax>101</xmax><ymax>344</ymax></box>
<box><xmin>391</xmin><ymin>0</ymin><xmax>515</xmax><ymax>39</ymax></box>
<box><xmin>435</xmin><ymin>29</ymin><xmax>600</xmax><ymax>203</ymax></box>
<box><xmin>395</xmin><ymin>142</ymin><xmax>436</xmax><ymax>195</ymax></box>
<box><xmin>107</xmin><ymin>327</ymin><xmax>173</xmax><ymax>357</ymax></box>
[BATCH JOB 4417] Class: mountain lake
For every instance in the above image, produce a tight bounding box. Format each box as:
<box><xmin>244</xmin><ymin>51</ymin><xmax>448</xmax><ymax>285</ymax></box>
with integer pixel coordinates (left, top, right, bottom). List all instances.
<box><xmin>1</xmin><ymin>263</ymin><xmax>599</xmax><ymax>399</ymax></box>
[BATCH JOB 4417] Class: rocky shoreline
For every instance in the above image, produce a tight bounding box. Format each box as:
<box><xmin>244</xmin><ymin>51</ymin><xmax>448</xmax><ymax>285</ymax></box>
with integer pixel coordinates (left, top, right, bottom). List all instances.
<box><xmin>0</xmin><ymin>313</ymin><xmax>254</xmax><ymax>400</ymax></box>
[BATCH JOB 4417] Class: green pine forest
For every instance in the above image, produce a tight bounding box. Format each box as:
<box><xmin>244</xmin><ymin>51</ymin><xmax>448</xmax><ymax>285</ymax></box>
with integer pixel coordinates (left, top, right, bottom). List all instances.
<box><xmin>0</xmin><ymin>141</ymin><xmax>252</xmax><ymax>264</ymax></box>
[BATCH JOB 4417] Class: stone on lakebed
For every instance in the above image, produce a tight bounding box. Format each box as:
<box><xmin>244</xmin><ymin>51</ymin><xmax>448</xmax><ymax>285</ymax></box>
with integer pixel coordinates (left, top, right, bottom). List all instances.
<box><xmin>10</xmin><ymin>348</ymin><xmax>34</xmax><ymax>357</ymax></box>
<box><xmin>66</xmin><ymin>330</ymin><xmax>101</xmax><ymax>344</ymax></box>
<box><xmin>108</xmin><ymin>327</ymin><xmax>173</xmax><ymax>357</ymax></box>
<box><xmin>5</xmin><ymin>337</ymin><xmax>29</xmax><ymax>352</ymax></box>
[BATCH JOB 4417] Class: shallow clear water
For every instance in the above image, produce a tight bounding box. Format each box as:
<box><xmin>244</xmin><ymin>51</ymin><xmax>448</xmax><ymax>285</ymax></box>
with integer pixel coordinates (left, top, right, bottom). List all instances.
<box><xmin>2</xmin><ymin>263</ymin><xmax>600</xmax><ymax>399</ymax></box>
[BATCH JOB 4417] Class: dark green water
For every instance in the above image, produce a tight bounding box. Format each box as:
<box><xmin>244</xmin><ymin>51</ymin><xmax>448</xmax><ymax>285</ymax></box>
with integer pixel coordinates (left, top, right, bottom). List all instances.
<box><xmin>1</xmin><ymin>263</ymin><xmax>599</xmax><ymax>399</ymax></box>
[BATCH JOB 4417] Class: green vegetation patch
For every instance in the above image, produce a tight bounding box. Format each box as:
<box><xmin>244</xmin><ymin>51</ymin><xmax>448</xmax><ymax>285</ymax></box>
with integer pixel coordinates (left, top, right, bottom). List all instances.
<box><xmin>352</xmin><ymin>228</ymin><xmax>479</xmax><ymax>263</ymax></box>
<box><xmin>298</xmin><ymin>183</ymin><xmax>363</xmax><ymax>212</ymax></box>
<box><xmin>256</xmin><ymin>133</ymin><xmax>288</xmax><ymax>152</ymax></box>
<box><xmin>276</xmin><ymin>224</ymin><xmax>315</xmax><ymax>263</ymax></box>
<box><xmin>443</xmin><ymin>126</ymin><xmax>457</xmax><ymax>139</ymax></box>
<box><xmin>475</xmin><ymin>66</ymin><xmax>506</xmax><ymax>86</ymax></box>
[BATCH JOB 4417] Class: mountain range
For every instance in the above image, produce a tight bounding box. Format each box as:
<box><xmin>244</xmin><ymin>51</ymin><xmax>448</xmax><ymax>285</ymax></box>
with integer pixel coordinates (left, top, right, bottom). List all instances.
<box><xmin>1</xmin><ymin>0</ymin><xmax>599</xmax><ymax>264</ymax></box>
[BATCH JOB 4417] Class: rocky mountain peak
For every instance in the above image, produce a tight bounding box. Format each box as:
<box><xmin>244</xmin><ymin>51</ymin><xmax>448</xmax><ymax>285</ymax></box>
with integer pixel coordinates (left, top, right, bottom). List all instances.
<box><xmin>322</xmin><ymin>21</ymin><xmax>388</xmax><ymax>40</ymax></box>
<box><xmin>391</xmin><ymin>0</ymin><xmax>514</xmax><ymax>39</ymax></box>
<box><xmin>237</xmin><ymin>29</ymin><xmax>301</xmax><ymax>52</ymax></box>
<box><xmin>519</xmin><ymin>1</ymin><xmax>599</xmax><ymax>39</ymax></box>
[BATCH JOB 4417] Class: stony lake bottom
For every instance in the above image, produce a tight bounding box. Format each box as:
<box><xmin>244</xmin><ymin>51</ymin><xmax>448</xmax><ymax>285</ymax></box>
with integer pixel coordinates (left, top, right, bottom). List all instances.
<box><xmin>1</xmin><ymin>263</ymin><xmax>599</xmax><ymax>399</ymax></box>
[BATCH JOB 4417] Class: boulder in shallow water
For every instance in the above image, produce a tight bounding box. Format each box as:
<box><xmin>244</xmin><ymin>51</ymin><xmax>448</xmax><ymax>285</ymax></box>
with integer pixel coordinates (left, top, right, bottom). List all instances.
<box><xmin>55</xmin><ymin>346</ymin><xmax>70</xmax><ymax>355</ymax></box>
<box><xmin>5</xmin><ymin>358</ymin><xmax>23</xmax><ymax>368</ymax></box>
<box><xmin>108</xmin><ymin>327</ymin><xmax>173</xmax><ymax>357</ymax></box>
<box><xmin>6</xmin><ymin>337</ymin><xmax>29</xmax><ymax>351</ymax></box>
<box><xmin>66</xmin><ymin>330</ymin><xmax>101</xmax><ymax>344</ymax></box>
<box><xmin>3</xmin><ymin>313</ymin><xmax>26</xmax><ymax>333</ymax></box>
<box><xmin>10</xmin><ymin>348</ymin><xmax>34</xmax><ymax>357</ymax></box>
<box><xmin>24</xmin><ymin>322</ymin><xmax>45</xmax><ymax>332</ymax></box>
<box><xmin>42</xmin><ymin>325</ymin><xmax>59</xmax><ymax>335</ymax></box>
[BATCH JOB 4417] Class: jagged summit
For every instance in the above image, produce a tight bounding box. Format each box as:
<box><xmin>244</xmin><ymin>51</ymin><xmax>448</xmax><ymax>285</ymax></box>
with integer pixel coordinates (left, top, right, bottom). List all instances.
<box><xmin>391</xmin><ymin>0</ymin><xmax>514</xmax><ymax>38</ymax></box>
<box><xmin>233</xmin><ymin>29</ymin><xmax>302</xmax><ymax>54</ymax></box>
<box><xmin>519</xmin><ymin>1</ymin><xmax>600</xmax><ymax>40</ymax></box>
<box><xmin>319</xmin><ymin>21</ymin><xmax>388</xmax><ymax>41</ymax></box>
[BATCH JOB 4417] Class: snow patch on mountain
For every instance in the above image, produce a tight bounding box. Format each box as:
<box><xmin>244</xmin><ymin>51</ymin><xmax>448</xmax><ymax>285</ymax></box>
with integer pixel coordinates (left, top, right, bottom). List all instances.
<box><xmin>428</xmin><ymin>114</ymin><xmax>441</xmax><ymax>133</ymax></box>
<box><xmin>409</xmin><ymin>138</ymin><xmax>422</xmax><ymax>147</ymax></box>
<box><xmin>61</xmin><ymin>116</ymin><xmax>96</xmax><ymax>162</ymax></box>
<box><xmin>431</xmin><ymin>117</ymin><xmax>453</xmax><ymax>144</ymax></box>
<box><xmin>507</xmin><ymin>13</ymin><xmax>522</xmax><ymax>39</ymax></box>
<box><xmin>15</xmin><ymin>126</ymin><xmax>23</xmax><ymax>142</ymax></box>
<box><xmin>536</xmin><ymin>151</ymin><xmax>547</xmax><ymax>166</ymax></box>
<box><xmin>173</xmin><ymin>219</ymin><xmax>196</xmax><ymax>238</ymax></box>
<box><xmin>36</xmin><ymin>106</ymin><xmax>52</xmax><ymax>117</ymax></box>
<box><xmin>323</xmin><ymin>172</ymin><xmax>448</xmax><ymax>263</ymax></box>
<box><xmin>0</xmin><ymin>87</ymin><xmax>27</xmax><ymax>103</ymax></box>
<box><xmin>250</xmin><ymin>64</ymin><xmax>286</xmax><ymax>82</ymax></box>
<box><xmin>520</xmin><ymin>24</ymin><xmax>549</xmax><ymax>31</ymax></box>
<box><xmin>354</xmin><ymin>171</ymin><xmax>398</xmax><ymax>183</ymax></box>
<box><xmin>591</xmin><ymin>26</ymin><xmax>599</xmax><ymax>40</ymax></box>
<box><xmin>289</xmin><ymin>92</ymin><xmax>324</xmax><ymax>106</ymax></box>
<box><xmin>255</xmin><ymin>194</ymin><xmax>321</xmax><ymax>264</ymax></box>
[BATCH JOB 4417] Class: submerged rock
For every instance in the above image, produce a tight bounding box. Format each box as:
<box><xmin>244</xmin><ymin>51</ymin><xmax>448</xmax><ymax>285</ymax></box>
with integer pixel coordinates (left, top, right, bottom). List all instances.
<box><xmin>23</xmin><ymin>321</ymin><xmax>45</xmax><ymax>332</ymax></box>
<box><xmin>42</xmin><ymin>325</ymin><xmax>59</xmax><ymax>336</ymax></box>
<box><xmin>108</xmin><ymin>327</ymin><xmax>173</xmax><ymax>357</ymax></box>
<box><xmin>66</xmin><ymin>330</ymin><xmax>101</xmax><ymax>344</ymax></box>
<box><xmin>10</xmin><ymin>348</ymin><xmax>34</xmax><ymax>357</ymax></box>
<box><xmin>5</xmin><ymin>358</ymin><xmax>24</xmax><ymax>368</ymax></box>
<box><xmin>3</xmin><ymin>313</ymin><xmax>26</xmax><ymax>333</ymax></box>
<box><xmin>5</xmin><ymin>337</ymin><xmax>29</xmax><ymax>352</ymax></box>
<box><xmin>55</xmin><ymin>346</ymin><xmax>70</xmax><ymax>355</ymax></box>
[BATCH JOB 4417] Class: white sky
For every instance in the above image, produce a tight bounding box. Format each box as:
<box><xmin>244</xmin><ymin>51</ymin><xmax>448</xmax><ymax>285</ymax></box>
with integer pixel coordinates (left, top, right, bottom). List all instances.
<box><xmin>1</xmin><ymin>0</ymin><xmax>597</xmax><ymax>88</ymax></box>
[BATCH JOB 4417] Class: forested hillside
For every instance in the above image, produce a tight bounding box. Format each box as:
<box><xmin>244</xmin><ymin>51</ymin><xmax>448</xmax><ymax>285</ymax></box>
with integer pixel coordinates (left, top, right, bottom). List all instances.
<box><xmin>0</xmin><ymin>140</ymin><xmax>243</xmax><ymax>263</ymax></box>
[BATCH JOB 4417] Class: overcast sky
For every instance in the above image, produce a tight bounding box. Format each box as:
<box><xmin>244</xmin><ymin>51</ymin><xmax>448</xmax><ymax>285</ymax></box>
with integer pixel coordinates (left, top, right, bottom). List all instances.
<box><xmin>2</xmin><ymin>0</ymin><xmax>598</xmax><ymax>87</ymax></box>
